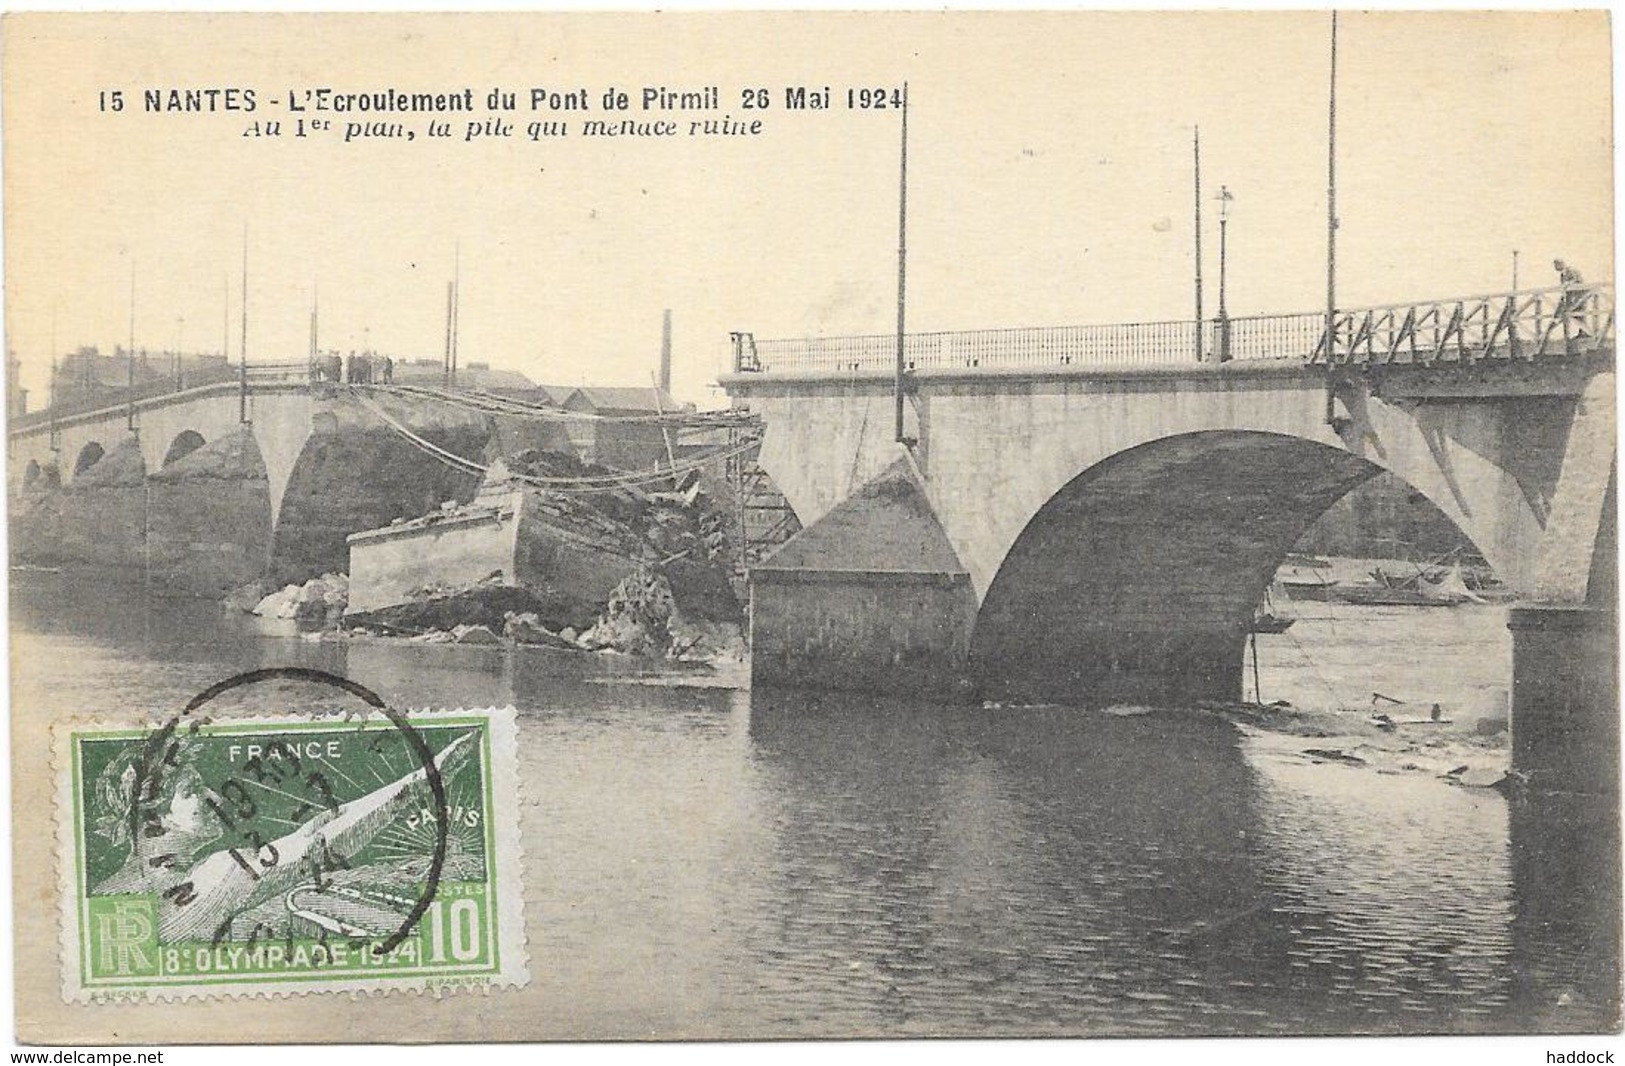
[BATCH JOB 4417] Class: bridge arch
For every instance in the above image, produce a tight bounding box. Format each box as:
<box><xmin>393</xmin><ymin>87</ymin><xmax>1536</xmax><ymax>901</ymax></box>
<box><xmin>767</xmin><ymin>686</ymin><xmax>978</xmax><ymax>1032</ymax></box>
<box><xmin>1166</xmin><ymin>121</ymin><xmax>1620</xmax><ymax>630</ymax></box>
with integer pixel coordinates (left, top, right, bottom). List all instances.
<box><xmin>968</xmin><ymin>429</ymin><xmax>1493</xmax><ymax>705</ymax></box>
<box><xmin>268</xmin><ymin>418</ymin><xmax>489</xmax><ymax>586</ymax></box>
<box><xmin>73</xmin><ymin>441</ymin><xmax>105</xmax><ymax>476</ymax></box>
<box><xmin>162</xmin><ymin>429</ymin><xmax>207</xmax><ymax>468</ymax></box>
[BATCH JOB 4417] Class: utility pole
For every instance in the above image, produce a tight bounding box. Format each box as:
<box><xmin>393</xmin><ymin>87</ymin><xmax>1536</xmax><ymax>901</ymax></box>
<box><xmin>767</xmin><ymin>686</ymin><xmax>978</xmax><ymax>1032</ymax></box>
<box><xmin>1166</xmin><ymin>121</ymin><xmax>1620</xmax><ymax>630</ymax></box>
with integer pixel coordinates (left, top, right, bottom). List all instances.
<box><xmin>450</xmin><ymin>242</ymin><xmax>461</xmax><ymax>388</ymax></box>
<box><xmin>1216</xmin><ymin>185</ymin><xmax>1233</xmax><ymax>362</ymax></box>
<box><xmin>893</xmin><ymin>81</ymin><xmax>910</xmax><ymax>445</ymax></box>
<box><xmin>1512</xmin><ymin>249</ymin><xmax>1520</xmax><ymax>292</ymax></box>
<box><xmin>1323</xmin><ymin>9</ymin><xmax>1340</xmax><ymax>423</ymax></box>
<box><xmin>127</xmin><ymin>260</ymin><xmax>136</xmax><ymax>433</ymax></box>
<box><xmin>48</xmin><ymin>307</ymin><xmax>58</xmax><ymax>453</ymax></box>
<box><xmin>239</xmin><ymin>225</ymin><xmax>249</xmax><ymax>423</ymax></box>
<box><xmin>1194</xmin><ymin>127</ymin><xmax>1204</xmax><ymax>363</ymax></box>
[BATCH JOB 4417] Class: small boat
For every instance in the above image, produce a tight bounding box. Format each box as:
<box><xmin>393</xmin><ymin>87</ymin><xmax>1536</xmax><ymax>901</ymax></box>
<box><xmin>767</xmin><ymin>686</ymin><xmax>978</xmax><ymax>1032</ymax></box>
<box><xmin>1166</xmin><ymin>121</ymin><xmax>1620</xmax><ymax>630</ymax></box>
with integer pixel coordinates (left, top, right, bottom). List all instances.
<box><xmin>1279</xmin><ymin>575</ymin><xmax>1339</xmax><ymax>601</ymax></box>
<box><xmin>1277</xmin><ymin>561</ymin><xmax>1339</xmax><ymax>601</ymax></box>
<box><xmin>1332</xmin><ymin>585</ymin><xmax>1454</xmax><ymax>607</ymax></box>
<box><xmin>1331</xmin><ymin>563</ymin><xmax>1474</xmax><ymax>607</ymax></box>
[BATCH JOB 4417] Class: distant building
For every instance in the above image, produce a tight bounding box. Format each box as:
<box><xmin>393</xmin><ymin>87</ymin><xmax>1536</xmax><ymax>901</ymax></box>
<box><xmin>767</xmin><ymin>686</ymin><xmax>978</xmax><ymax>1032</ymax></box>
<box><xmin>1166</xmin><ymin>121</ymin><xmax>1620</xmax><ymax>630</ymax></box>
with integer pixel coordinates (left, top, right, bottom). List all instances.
<box><xmin>49</xmin><ymin>346</ymin><xmax>232</xmax><ymax>411</ymax></box>
<box><xmin>559</xmin><ymin>386</ymin><xmax>688</xmax><ymax>471</ymax></box>
<box><xmin>390</xmin><ymin>358</ymin><xmax>537</xmax><ymax>393</ymax></box>
<box><xmin>1294</xmin><ymin>471</ymin><xmax>1475</xmax><ymax>562</ymax></box>
<box><xmin>481</xmin><ymin>382</ymin><xmax>691</xmax><ymax>472</ymax></box>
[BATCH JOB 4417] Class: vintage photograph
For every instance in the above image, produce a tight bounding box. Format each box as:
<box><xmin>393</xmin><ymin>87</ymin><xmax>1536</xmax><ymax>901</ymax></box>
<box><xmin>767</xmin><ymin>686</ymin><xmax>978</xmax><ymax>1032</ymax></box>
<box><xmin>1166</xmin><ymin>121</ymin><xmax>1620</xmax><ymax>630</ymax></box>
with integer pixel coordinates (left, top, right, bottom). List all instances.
<box><xmin>2</xmin><ymin>10</ymin><xmax>1618</xmax><ymax>1045</ymax></box>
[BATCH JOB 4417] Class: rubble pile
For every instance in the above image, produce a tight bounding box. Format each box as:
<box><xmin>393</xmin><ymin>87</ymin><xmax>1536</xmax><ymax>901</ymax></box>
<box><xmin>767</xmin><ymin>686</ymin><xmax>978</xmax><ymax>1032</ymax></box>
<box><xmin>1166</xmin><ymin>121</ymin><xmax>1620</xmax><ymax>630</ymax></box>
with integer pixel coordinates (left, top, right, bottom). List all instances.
<box><xmin>249</xmin><ymin>573</ymin><xmax>349</xmax><ymax>630</ymax></box>
<box><xmin>577</xmin><ymin>568</ymin><xmax>745</xmax><ymax>661</ymax></box>
<box><xmin>578</xmin><ymin>568</ymin><xmax>678</xmax><ymax>656</ymax></box>
<box><xmin>229</xmin><ymin>448</ymin><xmax>746</xmax><ymax>662</ymax></box>
<box><xmin>346</xmin><ymin>575</ymin><xmax>601</xmax><ymax>637</ymax></box>
<box><xmin>505</xmin><ymin>449</ymin><xmax>733</xmax><ymax>567</ymax></box>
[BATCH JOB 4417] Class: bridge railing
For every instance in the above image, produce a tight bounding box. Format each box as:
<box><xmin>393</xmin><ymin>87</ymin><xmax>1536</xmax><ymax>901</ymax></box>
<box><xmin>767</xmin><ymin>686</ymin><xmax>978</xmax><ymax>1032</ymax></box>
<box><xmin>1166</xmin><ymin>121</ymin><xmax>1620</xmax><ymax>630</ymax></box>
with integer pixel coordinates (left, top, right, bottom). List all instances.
<box><xmin>1220</xmin><ymin>312</ymin><xmax>1326</xmax><ymax>361</ymax></box>
<box><xmin>733</xmin><ymin>319</ymin><xmax>1217</xmax><ymax>374</ymax></box>
<box><xmin>729</xmin><ymin>283</ymin><xmax>1614</xmax><ymax>374</ymax></box>
<box><xmin>10</xmin><ymin>361</ymin><xmax>322</xmax><ymax>432</ymax></box>
<box><xmin>1312</xmin><ymin>284</ymin><xmax>1614</xmax><ymax>365</ymax></box>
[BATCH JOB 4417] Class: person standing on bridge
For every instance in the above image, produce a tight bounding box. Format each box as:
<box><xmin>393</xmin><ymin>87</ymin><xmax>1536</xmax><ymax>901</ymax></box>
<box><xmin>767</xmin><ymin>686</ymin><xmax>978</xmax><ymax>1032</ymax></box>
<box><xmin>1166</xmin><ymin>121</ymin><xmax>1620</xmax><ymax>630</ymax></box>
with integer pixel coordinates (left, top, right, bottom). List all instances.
<box><xmin>1554</xmin><ymin>259</ymin><xmax>1591</xmax><ymax>337</ymax></box>
<box><xmin>381</xmin><ymin>355</ymin><xmax>394</xmax><ymax>384</ymax></box>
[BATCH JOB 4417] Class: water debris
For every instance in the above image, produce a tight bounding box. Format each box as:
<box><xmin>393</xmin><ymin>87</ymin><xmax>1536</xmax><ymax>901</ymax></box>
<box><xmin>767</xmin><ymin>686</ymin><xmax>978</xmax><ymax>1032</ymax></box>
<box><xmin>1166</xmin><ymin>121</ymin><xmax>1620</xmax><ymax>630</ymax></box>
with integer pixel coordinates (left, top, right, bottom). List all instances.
<box><xmin>503</xmin><ymin>612</ymin><xmax>577</xmax><ymax>649</ymax></box>
<box><xmin>451</xmin><ymin>623</ymin><xmax>502</xmax><ymax>645</ymax></box>
<box><xmin>1448</xmin><ymin>767</ymin><xmax>1508</xmax><ymax>789</ymax></box>
<box><xmin>1100</xmin><ymin>705</ymin><xmax>1154</xmax><ymax>718</ymax></box>
<box><xmin>1302</xmin><ymin>749</ymin><xmax>1367</xmax><ymax>766</ymax></box>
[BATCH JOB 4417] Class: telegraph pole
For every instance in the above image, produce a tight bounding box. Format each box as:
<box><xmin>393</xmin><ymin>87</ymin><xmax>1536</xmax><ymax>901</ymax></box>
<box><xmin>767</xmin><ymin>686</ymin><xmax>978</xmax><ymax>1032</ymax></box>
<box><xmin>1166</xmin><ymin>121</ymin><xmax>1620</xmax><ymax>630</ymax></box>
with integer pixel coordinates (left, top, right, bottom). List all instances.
<box><xmin>1323</xmin><ymin>9</ymin><xmax>1340</xmax><ymax>423</ymax></box>
<box><xmin>893</xmin><ymin>82</ymin><xmax>910</xmax><ymax>445</ymax></box>
<box><xmin>1194</xmin><ymin>127</ymin><xmax>1204</xmax><ymax>362</ymax></box>
<box><xmin>1216</xmin><ymin>185</ymin><xmax>1233</xmax><ymax>362</ymax></box>
<box><xmin>126</xmin><ymin>261</ymin><xmax>137</xmax><ymax>433</ymax></box>
<box><xmin>48</xmin><ymin>306</ymin><xmax>58</xmax><ymax>453</ymax></box>
<box><xmin>239</xmin><ymin>225</ymin><xmax>249</xmax><ymax>423</ymax></box>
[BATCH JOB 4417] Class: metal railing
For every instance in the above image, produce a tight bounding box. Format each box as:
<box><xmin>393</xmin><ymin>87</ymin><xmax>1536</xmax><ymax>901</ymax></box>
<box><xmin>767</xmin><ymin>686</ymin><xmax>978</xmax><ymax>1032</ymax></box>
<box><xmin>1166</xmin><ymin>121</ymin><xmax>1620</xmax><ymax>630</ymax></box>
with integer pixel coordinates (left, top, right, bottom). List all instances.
<box><xmin>11</xmin><ymin>360</ymin><xmax>336</xmax><ymax>432</ymax></box>
<box><xmin>1313</xmin><ymin>284</ymin><xmax>1615</xmax><ymax>365</ymax></box>
<box><xmin>729</xmin><ymin>283</ymin><xmax>1614</xmax><ymax>374</ymax></box>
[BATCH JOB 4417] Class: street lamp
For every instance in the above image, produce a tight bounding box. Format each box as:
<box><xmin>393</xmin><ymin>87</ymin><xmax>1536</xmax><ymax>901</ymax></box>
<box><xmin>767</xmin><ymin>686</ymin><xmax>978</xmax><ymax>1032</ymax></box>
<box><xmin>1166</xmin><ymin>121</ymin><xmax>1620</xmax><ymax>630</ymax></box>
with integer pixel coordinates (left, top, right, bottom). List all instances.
<box><xmin>1215</xmin><ymin>184</ymin><xmax>1234</xmax><ymax>362</ymax></box>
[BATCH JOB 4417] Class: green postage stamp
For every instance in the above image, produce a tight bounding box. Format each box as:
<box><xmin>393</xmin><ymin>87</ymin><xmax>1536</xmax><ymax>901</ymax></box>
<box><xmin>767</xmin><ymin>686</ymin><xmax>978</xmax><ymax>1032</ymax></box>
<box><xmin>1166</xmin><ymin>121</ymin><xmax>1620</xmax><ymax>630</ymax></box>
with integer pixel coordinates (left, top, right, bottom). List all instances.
<box><xmin>54</xmin><ymin>701</ymin><xmax>526</xmax><ymax>1000</ymax></box>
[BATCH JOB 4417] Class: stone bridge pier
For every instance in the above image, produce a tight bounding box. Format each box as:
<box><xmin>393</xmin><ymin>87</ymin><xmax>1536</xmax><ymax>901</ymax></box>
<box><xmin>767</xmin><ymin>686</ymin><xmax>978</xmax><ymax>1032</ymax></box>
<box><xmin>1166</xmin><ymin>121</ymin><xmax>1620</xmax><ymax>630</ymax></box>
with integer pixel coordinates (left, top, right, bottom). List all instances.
<box><xmin>724</xmin><ymin>357</ymin><xmax>1617</xmax><ymax>798</ymax></box>
<box><xmin>7</xmin><ymin>384</ymin><xmax>498</xmax><ymax>592</ymax></box>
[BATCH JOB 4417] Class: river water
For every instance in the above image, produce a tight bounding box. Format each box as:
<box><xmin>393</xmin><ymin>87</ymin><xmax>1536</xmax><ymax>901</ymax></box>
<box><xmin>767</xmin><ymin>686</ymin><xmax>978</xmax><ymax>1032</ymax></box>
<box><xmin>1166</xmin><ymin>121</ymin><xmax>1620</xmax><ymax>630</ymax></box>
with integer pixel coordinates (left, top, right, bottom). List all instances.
<box><xmin>10</xmin><ymin>572</ymin><xmax>1618</xmax><ymax>1038</ymax></box>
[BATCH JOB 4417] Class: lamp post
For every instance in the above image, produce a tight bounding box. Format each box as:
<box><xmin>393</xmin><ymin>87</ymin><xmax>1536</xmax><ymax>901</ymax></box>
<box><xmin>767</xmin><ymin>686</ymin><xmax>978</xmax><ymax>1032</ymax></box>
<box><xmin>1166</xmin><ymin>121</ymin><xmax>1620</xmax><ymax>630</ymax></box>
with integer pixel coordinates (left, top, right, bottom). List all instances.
<box><xmin>1216</xmin><ymin>184</ymin><xmax>1234</xmax><ymax>362</ymax></box>
<box><xmin>127</xmin><ymin>262</ymin><xmax>137</xmax><ymax>433</ymax></box>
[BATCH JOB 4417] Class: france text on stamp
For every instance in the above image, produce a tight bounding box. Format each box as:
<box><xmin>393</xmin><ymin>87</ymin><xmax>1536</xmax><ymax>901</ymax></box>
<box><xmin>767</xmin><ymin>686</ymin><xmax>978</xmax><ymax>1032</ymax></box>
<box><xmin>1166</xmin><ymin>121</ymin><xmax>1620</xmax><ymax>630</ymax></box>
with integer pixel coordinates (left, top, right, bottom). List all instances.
<box><xmin>54</xmin><ymin>689</ymin><xmax>525</xmax><ymax>1001</ymax></box>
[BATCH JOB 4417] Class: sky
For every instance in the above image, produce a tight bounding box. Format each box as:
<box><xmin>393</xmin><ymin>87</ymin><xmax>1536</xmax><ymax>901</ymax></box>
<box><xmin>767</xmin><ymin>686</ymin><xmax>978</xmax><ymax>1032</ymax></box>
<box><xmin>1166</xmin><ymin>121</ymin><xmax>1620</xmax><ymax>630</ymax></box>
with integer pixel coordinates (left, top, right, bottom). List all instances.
<box><xmin>1</xmin><ymin>11</ymin><xmax>1613</xmax><ymax>407</ymax></box>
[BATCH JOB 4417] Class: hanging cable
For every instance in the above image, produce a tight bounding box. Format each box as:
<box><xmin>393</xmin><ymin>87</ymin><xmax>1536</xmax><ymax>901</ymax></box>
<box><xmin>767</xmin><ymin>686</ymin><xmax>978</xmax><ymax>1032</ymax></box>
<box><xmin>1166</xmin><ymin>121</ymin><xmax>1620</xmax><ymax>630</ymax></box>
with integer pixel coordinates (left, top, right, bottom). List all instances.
<box><xmin>349</xmin><ymin>389</ymin><xmax>763</xmax><ymax>495</ymax></box>
<box><xmin>375</xmin><ymin>382</ymin><xmax>761</xmax><ymax>428</ymax></box>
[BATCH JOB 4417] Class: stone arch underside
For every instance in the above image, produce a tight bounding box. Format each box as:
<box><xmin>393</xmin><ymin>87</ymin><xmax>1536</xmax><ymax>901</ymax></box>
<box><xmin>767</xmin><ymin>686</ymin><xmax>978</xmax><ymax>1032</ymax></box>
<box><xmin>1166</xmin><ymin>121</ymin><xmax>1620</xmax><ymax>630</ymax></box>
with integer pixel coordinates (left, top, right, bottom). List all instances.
<box><xmin>968</xmin><ymin>430</ymin><xmax>1476</xmax><ymax>706</ymax></box>
<box><xmin>73</xmin><ymin>441</ymin><xmax>105</xmax><ymax>475</ymax></box>
<box><xmin>269</xmin><ymin>420</ymin><xmax>492</xmax><ymax>586</ymax></box>
<box><xmin>162</xmin><ymin>429</ymin><xmax>207</xmax><ymax>467</ymax></box>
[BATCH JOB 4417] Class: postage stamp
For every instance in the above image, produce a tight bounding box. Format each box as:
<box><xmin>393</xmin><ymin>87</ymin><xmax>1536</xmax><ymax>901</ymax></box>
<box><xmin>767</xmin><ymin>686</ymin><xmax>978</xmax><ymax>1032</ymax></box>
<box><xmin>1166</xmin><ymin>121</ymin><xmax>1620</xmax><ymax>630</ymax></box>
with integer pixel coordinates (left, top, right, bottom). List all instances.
<box><xmin>52</xmin><ymin>674</ymin><xmax>525</xmax><ymax>1001</ymax></box>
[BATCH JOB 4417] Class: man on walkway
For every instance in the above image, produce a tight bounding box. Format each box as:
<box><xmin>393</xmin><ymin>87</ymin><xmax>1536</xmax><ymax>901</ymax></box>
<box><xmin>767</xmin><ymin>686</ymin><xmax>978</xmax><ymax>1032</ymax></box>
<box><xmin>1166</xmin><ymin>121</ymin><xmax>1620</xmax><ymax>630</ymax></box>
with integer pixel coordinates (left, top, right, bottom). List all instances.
<box><xmin>1554</xmin><ymin>259</ymin><xmax>1591</xmax><ymax>338</ymax></box>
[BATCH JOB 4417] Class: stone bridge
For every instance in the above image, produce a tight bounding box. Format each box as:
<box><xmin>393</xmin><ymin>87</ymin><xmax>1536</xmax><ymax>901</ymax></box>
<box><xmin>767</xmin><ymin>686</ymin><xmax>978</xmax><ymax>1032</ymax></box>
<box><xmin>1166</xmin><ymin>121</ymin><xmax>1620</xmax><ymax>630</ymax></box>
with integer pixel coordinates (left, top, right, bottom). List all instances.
<box><xmin>723</xmin><ymin>286</ymin><xmax>1617</xmax><ymax>791</ymax></box>
<box><xmin>6</xmin><ymin>375</ymin><xmax>572</xmax><ymax>591</ymax></box>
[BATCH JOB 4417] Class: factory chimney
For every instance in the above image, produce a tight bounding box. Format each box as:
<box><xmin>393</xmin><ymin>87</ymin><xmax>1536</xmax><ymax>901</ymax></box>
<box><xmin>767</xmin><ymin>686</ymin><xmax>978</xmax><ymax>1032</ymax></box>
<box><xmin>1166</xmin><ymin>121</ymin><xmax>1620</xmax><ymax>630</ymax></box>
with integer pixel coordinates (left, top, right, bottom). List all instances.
<box><xmin>659</xmin><ymin>309</ymin><xmax>673</xmax><ymax>395</ymax></box>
